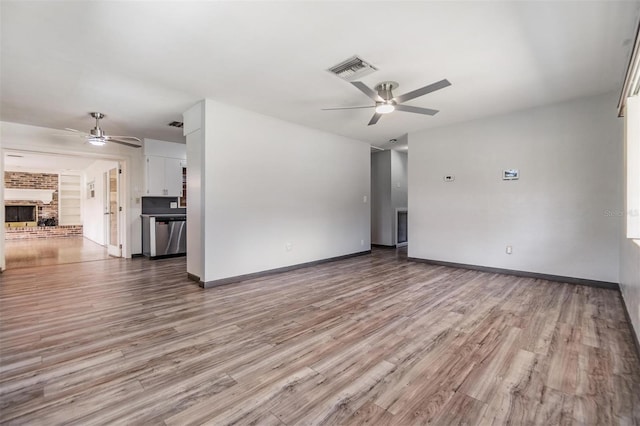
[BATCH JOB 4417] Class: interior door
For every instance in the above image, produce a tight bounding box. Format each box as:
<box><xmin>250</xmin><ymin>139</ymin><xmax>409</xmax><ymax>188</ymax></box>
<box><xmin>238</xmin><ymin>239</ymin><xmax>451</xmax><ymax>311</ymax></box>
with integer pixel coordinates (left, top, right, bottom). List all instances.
<box><xmin>106</xmin><ymin>167</ymin><xmax>121</xmax><ymax>257</ymax></box>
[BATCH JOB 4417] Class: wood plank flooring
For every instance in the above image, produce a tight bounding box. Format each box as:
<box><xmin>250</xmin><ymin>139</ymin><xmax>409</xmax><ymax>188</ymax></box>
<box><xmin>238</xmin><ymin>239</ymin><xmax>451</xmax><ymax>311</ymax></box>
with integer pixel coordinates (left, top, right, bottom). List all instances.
<box><xmin>0</xmin><ymin>248</ymin><xmax>639</xmax><ymax>425</ymax></box>
<box><xmin>4</xmin><ymin>237</ymin><xmax>112</xmax><ymax>270</ymax></box>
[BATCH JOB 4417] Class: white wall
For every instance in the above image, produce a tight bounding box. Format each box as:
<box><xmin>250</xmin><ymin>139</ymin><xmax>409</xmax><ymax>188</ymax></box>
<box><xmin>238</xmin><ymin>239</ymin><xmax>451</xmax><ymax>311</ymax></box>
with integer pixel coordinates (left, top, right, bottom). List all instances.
<box><xmin>409</xmin><ymin>92</ymin><xmax>623</xmax><ymax>283</ymax></box>
<box><xmin>82</xmin><ymin>159</ymin><xmax>119</xmax><ymax>246</ymax></box>
<box><xmin>620</xmin><ymin>95</ymin><xmax>640</xmax><ymax>344</ymax></box>
<box><xmin>371</xmin><ymin>151</ymin><xmax>392</xmax><ymax>245</ymax></box>
<box><xmin>144</xmin><ymin>138</ymin><xmax>187</xmax><ymax>160</ymax></box>
<box><xmin>620</xmin><ymin>239</ymin><xmax>640</xmax><ymax>342</ymax></box>
<box><xmin>0</xmin><ymin>121</ymin><xmax>145</xmax><ymax>258</ymax></box>
<box><xmin>183</xmin><ymin>102</ymin><xmax>205</xmax><ymax>280</ymax></box>
<box><xmin>192</xmin><ymin>99</ymin><xmax>370</xmax><ymax>283</ymax></box>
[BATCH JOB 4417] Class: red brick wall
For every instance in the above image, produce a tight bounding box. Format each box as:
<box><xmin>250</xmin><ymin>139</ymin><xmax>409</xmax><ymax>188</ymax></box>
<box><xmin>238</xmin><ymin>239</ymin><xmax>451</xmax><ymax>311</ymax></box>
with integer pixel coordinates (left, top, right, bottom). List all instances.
<box><xmin>5</xmin><ymin>225</ymin><xmax>83</xmax><ymax>240</ymax></box>
<box><xmin>4</xmin><ymin>172</ymin><xmax>59</xmax><ymax>222</ymax></box>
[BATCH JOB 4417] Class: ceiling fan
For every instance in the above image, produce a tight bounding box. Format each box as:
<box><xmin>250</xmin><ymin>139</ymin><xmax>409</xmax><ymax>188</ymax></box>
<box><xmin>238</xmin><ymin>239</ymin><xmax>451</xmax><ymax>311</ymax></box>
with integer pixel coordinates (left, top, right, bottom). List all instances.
<box><xmin>64</xmin><ymin>112</ymin><xmax>142</xmax><ymax>148</ymax></box>
<box><xmin>323</xmin><ymin>79</ymin><xmax>451</xmax><ymax>125</ymax></box>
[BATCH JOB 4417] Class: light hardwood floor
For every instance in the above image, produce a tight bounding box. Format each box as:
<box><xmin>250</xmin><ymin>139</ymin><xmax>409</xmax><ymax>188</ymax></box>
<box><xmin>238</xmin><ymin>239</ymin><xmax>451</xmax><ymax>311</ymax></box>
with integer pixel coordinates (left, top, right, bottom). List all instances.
<box><xmin>0</xmin><ymin>248</ymin><xmax>639</xmax><ymax>425</ymax></box>
<box><xmin>4</xmin><ymin>237</ymin><xmax>111</xmax><ymax>270</ymax></box>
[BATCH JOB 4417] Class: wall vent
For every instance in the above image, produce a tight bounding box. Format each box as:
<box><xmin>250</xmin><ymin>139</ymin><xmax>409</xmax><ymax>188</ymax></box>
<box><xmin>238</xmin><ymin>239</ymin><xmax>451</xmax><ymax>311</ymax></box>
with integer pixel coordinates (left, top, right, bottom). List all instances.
<box><xmin>327</xmin><ymin>55</ymin><xmax>377</xmax><ymax>81</ymax></box>
<box><xmin>168</xmin><ymin>121</ymin><xmax>184</xmax><ymax>128</ymax></box>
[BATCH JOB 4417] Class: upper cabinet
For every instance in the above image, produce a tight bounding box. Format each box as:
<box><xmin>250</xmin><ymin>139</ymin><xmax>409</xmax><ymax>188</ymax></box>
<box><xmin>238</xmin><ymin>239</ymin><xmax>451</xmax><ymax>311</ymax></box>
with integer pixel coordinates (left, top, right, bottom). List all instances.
<box><xmin>145</xmin><ymin>156</ymin><xmax>184</xmax><ymax>196</ymax></box>
<box><xmin>143</xmin><ymin>139</ymin><xmax>187</xmax><ymax>197</ymax></box>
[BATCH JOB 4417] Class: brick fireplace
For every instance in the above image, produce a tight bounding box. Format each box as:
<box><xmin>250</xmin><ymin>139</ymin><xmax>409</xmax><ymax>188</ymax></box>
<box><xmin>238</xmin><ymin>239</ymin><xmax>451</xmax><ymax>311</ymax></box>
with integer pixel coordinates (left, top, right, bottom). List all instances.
<box><xmin>5</xmin><ymin>171</ymin><xmax>59</xmax><ymax>223</ymax></box>
<box><xmin>4</xmin><ymin>171</ymin><xmax>82</xmax><ymax>240</ymax></box>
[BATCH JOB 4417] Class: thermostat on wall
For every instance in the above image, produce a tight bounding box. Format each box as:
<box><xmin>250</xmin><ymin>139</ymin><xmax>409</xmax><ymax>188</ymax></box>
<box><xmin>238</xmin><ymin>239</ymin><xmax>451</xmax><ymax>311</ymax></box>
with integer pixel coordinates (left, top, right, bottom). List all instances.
<box><xmin>443</xmin><ymin>175</ymin><xmax>455</xmax><ymax>182</ymax></box>
<box><xmin>502</xmin><ymin>169</ymin><xmax>519</xmax><ymax>180</ymax></box>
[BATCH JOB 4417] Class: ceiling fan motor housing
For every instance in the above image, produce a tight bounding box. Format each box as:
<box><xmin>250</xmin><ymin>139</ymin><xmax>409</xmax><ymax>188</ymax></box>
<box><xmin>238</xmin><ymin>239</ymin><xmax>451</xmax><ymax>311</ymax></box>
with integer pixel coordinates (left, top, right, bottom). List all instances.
<box><xmin>89</xmin><ymin>112</ymin><xmax>105</xmax><ymax>138</ymax></box>
<box><xmin>375</xmin><ymin>81</ymin><xmax>399</xmax><ymax>101</ymax></box>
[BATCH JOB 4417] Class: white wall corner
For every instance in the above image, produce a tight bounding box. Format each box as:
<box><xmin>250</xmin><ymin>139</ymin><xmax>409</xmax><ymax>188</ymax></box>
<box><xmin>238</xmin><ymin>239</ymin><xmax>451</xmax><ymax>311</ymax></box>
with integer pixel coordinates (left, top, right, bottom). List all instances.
<box><xmin>183</xmin><ymin>100</ymin><xmax>205</xmax><ymax>281</ymax></box>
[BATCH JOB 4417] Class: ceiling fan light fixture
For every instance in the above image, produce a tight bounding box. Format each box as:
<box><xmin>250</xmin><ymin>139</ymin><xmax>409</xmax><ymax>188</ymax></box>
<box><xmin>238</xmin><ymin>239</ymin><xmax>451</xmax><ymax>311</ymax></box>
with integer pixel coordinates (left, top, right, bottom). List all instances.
<box><xmin>375</xmin><ymin>103</ymin><xmax>395</xmax><ymax>114</ymax></box>
<box><xmin>323</xmin><ymin>78</ymin><xmax>450</xmax><ymax>125</ymax></box>
<box><xmin>88</xmin><ymin>137</ymin><xmax>106</xmax><ymax>146</ymax></box>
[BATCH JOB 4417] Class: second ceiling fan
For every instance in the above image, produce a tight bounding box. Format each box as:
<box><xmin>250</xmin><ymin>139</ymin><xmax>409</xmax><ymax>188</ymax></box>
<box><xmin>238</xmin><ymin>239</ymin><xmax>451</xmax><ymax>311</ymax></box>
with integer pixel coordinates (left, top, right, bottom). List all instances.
<box><xmin>64</xmin><ymin>112</ymin><xmax>142</xmax><ymax>148</ymax></box>
<box><xmin>323</xmin><ymin>78</ymin><xmax>451</xmax><ymax>125</ymax></box>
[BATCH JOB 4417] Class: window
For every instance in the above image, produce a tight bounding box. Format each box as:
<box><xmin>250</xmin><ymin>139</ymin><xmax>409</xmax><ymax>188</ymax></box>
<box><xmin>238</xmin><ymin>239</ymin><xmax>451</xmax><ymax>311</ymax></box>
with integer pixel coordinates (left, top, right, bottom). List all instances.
<box><xmin>626</xmin><ymin>96</ymin><xmax>640</xmax><ymax>239</ymax></box>
<box><xmin>620</xmin><ymin>24</ymin><xmax>639</xmax><ymax>240</ymax></box>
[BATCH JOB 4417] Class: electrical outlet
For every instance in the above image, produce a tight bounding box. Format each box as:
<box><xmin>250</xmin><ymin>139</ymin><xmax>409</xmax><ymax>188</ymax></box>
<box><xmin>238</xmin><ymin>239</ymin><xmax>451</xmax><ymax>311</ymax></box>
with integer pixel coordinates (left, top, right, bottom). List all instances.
<box><xmin>363</xmin><ymin>195</ymin><xmax>368</xmax><ymax>203</ymax></box>
<box><xmin>285</xmin><ymin>242</ymin><xmax>292</xmax><ymax>252</ymax></box>
<box><xmin>361</xmin><ymin>239</ymin><xmax>364</xmax><ymax>246</ymax></box>
<box><xmin>506</xmin><ymin>245</ymin><xmax>512</xmax><ymax>254</ymax></box>
<box><xmin>443</xmin><ymin>175</ymin><xmax>455</xmax><ymax>182</ymax></box>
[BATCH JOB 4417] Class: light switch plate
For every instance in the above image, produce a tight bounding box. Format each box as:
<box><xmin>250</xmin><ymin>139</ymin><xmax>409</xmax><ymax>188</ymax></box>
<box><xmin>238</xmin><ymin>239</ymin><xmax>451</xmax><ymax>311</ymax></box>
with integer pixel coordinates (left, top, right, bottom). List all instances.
<box><xmin>170</xmin><ymin>202</ymin><xmax>178</xmax><ymax>208</ymax></box>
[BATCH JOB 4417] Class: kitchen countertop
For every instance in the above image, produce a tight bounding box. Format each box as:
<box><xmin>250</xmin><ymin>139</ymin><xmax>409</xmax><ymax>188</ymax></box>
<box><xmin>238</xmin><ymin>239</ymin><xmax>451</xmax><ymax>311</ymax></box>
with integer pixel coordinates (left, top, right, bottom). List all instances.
<box><xmin>140</xmin><ymin>214</ymin><xmax>186</xmax><ymax>218</ymax></box>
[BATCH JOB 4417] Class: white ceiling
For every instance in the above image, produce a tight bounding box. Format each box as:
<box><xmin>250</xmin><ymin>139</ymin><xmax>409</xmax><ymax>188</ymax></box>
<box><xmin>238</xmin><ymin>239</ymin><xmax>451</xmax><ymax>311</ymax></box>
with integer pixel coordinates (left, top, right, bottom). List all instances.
<box><xmin>4</xmin><ymin>151</ymin><xmax>101</xmax><ymax>173</ymax></box>
<box><xmin>1</xmin><ymin>1</ymin><xmax>639</xmax><ymax>150</ymax></box>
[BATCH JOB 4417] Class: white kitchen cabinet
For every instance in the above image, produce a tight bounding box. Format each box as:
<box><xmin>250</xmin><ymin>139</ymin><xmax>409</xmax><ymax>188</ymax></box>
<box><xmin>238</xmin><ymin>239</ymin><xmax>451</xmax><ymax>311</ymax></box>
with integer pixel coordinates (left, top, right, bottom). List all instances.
<box><xmin>145</xmin><ymin>156</ymin><xmax>183</xmax><ymax>197</ymax></box>
<box><xmin>164</xmin><ymin>158</ymin><xmax>183</xmax><ymax>196</ymax></box>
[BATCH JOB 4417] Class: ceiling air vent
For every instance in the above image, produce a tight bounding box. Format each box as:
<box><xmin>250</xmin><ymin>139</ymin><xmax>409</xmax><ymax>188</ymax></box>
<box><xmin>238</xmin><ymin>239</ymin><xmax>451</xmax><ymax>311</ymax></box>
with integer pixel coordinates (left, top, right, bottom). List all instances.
<box><xmin>168</xmin><ymin>121</ymin><xmax>184</xmax><ymax>128</ymax></box>
<box><xmin>327</xmin><ymin>55</ymin><xmax>377</xmax><ymax>81</ymax></box>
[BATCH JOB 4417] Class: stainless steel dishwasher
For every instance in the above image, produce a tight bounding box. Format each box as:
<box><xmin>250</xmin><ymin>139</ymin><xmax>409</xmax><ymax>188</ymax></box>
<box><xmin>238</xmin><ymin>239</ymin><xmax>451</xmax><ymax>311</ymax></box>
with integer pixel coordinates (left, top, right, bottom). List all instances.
<box><xmin>142</xmin><ymin>215</ymin><xmax>186</xmax><ymax>258</ymax></box>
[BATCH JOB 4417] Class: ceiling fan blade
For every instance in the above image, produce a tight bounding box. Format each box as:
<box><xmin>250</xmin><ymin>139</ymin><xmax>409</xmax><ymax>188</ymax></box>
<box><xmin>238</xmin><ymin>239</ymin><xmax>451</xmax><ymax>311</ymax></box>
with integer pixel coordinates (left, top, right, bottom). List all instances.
<box><xmin>321</xmin><ymin>105</ymin><xmax>375</xmax><ymax>111</ymax></box>
<box><xmin>395</xmin><ymin>104</ymin><xmax>439</xmax><ymax>116</ymax></box>
<box><xmin>106</xmin><ymin>135</ymin><xmax>142</xmax><ymax>142</ymax></box>
<box><xmin>64</xmin><ymin>128</ymin><xmax>90</xmax><ymax>136</ymax></box>
<box><xmin>368</xmin><ymin>112</ymin><xmax>382</xmax><ymax>126</ymax></box>
<box><xmin>54</xmin><ymin>133</ymin><xmax>85</xmax><ymax>139</ymax></box>
<box><xmin>351</xmin><ymin>81</ymin><xmax>384</xmax><ymax>102</ymax></box>
<box><xmin>108</xmin><ymin>138</ymin><xmax>142</xmax><ymax>148</ymax></box>
<box><xmin>394</xmin><ymin>79</ymin><xmax>451</xmax><ymax>104</ymax></box>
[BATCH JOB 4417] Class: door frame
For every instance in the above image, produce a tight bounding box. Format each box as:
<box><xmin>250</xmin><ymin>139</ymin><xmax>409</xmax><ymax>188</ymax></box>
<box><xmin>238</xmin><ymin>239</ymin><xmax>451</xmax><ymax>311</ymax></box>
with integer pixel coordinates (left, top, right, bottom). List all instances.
<box><xmin>106</xmin><ymin>165</ymin><xmax>121</xmax><ymax>257</ymax></box>
<box><xmin>0</xmin><ymin>148</ymin><xmax>130</xmax><ymax>271</ymax></box>
<box><xmin>395</xmin><ymin>207</ymin><xmax>408</xmax><ymax>248</ymax></box>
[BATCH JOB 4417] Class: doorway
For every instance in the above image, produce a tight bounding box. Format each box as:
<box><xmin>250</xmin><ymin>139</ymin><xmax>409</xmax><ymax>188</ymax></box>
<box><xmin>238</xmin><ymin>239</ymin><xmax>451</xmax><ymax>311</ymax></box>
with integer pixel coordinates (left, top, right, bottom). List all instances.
<box><xmin>105</xmin><ymin>167</ymin><xmax>121</xmax><ymax>257</ymax></box>
<box><xmin>396</xmin><ymin>208</ymin><xmax>408</xmax><ymax>247</ymax></box>
<box><xmin>370</xmin><ymin>146</ymin><xmax>408</xmax><ymax>248</ymax></box>
<box><xmin>2</xmin><ymin>151</ymin><xmax>125</xmax><ymax>270</ymax></box>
